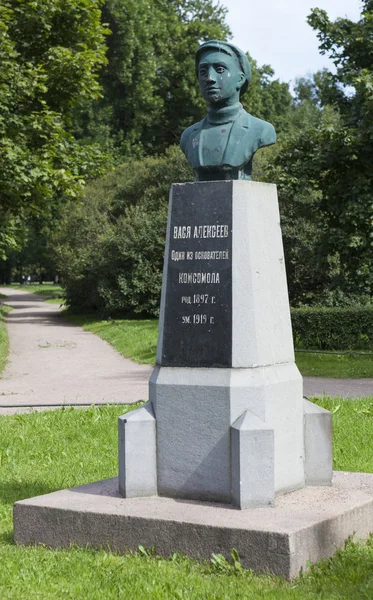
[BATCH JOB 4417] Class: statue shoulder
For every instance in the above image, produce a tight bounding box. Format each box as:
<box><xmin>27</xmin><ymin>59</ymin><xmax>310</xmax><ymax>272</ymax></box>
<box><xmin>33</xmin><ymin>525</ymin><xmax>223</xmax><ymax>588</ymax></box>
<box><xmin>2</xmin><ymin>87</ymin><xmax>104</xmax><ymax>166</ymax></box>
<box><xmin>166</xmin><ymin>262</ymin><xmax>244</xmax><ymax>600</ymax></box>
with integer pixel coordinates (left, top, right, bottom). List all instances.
<box><xmin>180</xmin><ymin>120</ymin><xmax>204</xmax><ymax>153</ymax></box>
<box><xmin>244</xmin><ymin>113</ymin><xmax>276</xmax><ymax>147</ymax></box>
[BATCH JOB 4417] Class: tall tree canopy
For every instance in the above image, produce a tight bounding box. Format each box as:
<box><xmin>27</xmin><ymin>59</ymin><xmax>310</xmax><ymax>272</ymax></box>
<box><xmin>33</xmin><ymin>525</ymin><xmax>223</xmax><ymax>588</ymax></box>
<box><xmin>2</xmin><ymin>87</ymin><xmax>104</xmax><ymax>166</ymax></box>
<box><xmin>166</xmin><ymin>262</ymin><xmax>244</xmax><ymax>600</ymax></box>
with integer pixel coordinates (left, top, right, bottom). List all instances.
<box><xmin>0</xmin><ymin>0</ymin><xmax>108</xmax><ymax>257</ymax></box>
<box><xmin>75</xmin><ymin>0</ymin><xmax>231</xmax><ymax>159</ymax></box>
<box><xmin>269</xmin><ymin>1</ymin><xmax>373</xmax><ymax>301</ymax></box>
<box><xmin>242</xmin><ymin>56</ymin><xmax>293</xmax><ymax>134</ymax></box>
<box><xmin>75</xmin><ymin>2</ymin><xmax>296</xmax><ymax>160</ymax></box>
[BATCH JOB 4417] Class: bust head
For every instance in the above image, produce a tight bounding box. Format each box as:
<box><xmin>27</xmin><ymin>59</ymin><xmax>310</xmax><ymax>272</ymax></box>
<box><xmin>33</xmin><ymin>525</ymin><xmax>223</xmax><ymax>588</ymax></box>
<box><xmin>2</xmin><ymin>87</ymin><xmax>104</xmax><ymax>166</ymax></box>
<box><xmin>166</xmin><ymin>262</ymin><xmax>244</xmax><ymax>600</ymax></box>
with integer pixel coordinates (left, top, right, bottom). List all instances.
<box><xmin>180</xmin><ymin>40</ymin><xmax>276</xmax><ymax>182</ymax></box>
<box><xmin>195</xmin><ymin>41</ymin><xmax>251</xmax><ymax>108</ymax></box>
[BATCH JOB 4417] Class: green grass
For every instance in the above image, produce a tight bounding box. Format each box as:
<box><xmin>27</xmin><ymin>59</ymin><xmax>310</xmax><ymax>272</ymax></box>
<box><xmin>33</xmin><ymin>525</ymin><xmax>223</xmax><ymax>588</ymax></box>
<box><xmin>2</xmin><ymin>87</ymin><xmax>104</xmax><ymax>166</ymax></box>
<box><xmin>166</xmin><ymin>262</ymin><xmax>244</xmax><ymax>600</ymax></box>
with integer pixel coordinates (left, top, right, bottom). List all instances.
<box><xmin>64</xmin><ymin>314</ymin><xmax>158</xmax><ymax>364</ymax></box>
<box><xmin>318</xmin><ymin>396</ymin><xmax>373</xmax><ymax>472</ymax></box>
<box><xmin>4</xmin><ymin>282</ymin><xmax>65</xmax><ymax>300</ymax></box>
<box><xmin>3</xmin><ymin>286</ymin><xmax>373</xmax><ymax>377</ymax></box>
<box><xmin>0</xmin><ymin>303</ymin><xmax>11</xmax><ymax>375</ymax></box>
<box><xmin>63</xmin><ymin>314</ymin><xmax>373</xmax><ymax>378</ymax></box>
<box><xmin>44</xmin><ymin>297</ymin><xmax>66</xmax><ymax>305</ymax></box>
<box><xmin>296</xmin><ymin>351</ymin><xmax>373</xmax><ymax>378</ymax></box>
<box><xmin>1</xmin><ymin>400</ymin><xmax>373</xmax><ymax>598</ymax></box>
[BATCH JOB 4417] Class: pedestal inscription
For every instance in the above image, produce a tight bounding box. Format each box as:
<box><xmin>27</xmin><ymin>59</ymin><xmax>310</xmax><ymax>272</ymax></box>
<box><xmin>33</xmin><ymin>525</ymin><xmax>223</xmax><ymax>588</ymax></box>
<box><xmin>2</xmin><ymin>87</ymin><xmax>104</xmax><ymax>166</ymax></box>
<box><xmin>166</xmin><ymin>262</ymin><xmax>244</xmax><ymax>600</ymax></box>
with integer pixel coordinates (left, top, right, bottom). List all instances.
<box><xmin>161</xmin><ymin>182</ymin><xmax>232</xmax><ymax>367</ymax></box>
<box><xmin>119</xmin><ymin>180</ymin><xmax>332</xmax><ymax>508</ymax></box>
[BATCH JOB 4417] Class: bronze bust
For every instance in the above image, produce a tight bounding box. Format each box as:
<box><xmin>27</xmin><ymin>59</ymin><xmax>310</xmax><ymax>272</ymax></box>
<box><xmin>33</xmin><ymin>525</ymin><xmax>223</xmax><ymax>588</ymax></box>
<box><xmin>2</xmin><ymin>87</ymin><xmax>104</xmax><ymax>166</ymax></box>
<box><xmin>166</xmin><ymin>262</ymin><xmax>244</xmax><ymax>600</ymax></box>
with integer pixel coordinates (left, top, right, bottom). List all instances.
<box><xmin>180</xmin><ymin>40</ymin><xmax>276</xmax><ymax>181</ymax></box>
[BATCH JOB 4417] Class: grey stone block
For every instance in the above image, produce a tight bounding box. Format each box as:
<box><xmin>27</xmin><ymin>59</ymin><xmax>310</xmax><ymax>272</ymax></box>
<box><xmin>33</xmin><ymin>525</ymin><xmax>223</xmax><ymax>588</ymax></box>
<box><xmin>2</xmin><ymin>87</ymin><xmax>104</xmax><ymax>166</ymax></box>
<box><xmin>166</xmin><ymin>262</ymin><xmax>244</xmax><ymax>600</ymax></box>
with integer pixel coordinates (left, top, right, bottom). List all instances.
<box><xmin>118</xmin><ymin>403</ymin><xmax>157</xmax><ymax>497</ymax></box>
<box><xmin>231</xmin><ymin>410</ymin><xmax>274</xmax><ymax>508</ymax></box>
<box><xmin>13</xmin><ymin>472</ymin><xmax>373</xmax><ymax>579</ymax></box>
<box><xmin>151</xmin><ymin>368</ymin><xmax>232</xmax><ymax>503</ymax></box>
<box><xmin>157</xmin><ymin>181</ymin><xmax>295</xmax><ymax>369</ymax></box>
<box><xmin>150</xmin><ymin>364</ymin><xmax>305</xmax><ymax>503</ymax></box>
<box><xmin>231</xmin><ymin>181</ymin><xmax>295</xmax><ymax>368</ymax></box>
<box><xmin>304</xmin><ymin>399</ymin><xmax>333</xmax><ymax>486</ymax></box>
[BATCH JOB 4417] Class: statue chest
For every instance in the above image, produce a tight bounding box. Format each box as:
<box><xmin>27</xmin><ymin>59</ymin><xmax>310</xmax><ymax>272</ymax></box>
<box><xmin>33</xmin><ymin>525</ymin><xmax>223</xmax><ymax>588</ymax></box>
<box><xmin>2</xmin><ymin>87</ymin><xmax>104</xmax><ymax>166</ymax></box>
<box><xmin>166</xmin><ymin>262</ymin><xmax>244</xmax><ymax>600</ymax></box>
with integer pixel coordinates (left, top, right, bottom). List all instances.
<box><xmin>199</xmin><ymin>123</ymin><xmax>234</xmax><ymax>167</ymax></box>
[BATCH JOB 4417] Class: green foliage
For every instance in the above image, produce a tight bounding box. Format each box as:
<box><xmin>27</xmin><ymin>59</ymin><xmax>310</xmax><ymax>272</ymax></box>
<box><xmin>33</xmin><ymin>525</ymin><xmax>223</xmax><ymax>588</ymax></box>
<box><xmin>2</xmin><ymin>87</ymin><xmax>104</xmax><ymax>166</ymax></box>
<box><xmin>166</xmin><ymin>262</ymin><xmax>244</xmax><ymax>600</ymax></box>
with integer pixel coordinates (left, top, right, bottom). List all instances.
<box><xmin>267</xmin><ymin>102</ymin><xmax>343</xmax><ymax>305</ymax></box>
<box><xmin>242</xmin><ymin>56</ymin><xmax>293</xmax><ymax>134</ymax></box>
<box><xmin>5</xmin><ymin>221</ymin><xmax>58</xmax><ymax>283</ymax></box>
<box><xmin>137</xmin><ymin>545</ymin><xmax>158</xmax><ymax>559</ymax></box>
<box><xmin>0</xmin><ymin>0</ymin><xmax>109</xmax><ymax>257</ymax></box>
<box><xmin>295</xmin><ymin>351</ymin><xmax>373</xmax><ymax>378</ymax></box>
<box><xmin>63</xmin><ymin>313</ymin><xmax>158</xmax><ymax>364</ymax></box>
<box><xmin>54</xmin><ymin>146</ymin><xmax>193</xmax><ymax>315</ymax></box>
<box><xmin>269</xmin><ymin>3</ymin><xmax>373</xmax><ymax>299</ymax></box>
<box><xmin>210</xmin><ymin>549</ymin><xmax>244</xmax><ymax>575</ymax></box>
<box><xmin>75</xmin><ymin>0</ymin><xmax>231</xmax><ymax>159</ymax></box>
<box><xmin>292</xmin><ymin>307</ymin><xmax>373</xmax><ymax>350</ymax></box>
<box><xmin>0</xmin><ymin>304</ymin><xmax>11</xmax><ymax>374</ymax></box>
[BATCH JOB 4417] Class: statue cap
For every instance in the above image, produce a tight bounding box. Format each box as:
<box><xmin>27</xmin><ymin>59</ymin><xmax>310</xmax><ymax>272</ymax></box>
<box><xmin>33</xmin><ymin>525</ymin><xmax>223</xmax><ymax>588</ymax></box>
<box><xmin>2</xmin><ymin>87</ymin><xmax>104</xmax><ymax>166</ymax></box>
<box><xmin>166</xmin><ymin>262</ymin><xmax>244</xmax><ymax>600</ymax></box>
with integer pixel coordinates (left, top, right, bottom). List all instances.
<box><xmin>195</xmin><ymin>40</ymin><xmax>251</xmax><ymax>95</ymax></box>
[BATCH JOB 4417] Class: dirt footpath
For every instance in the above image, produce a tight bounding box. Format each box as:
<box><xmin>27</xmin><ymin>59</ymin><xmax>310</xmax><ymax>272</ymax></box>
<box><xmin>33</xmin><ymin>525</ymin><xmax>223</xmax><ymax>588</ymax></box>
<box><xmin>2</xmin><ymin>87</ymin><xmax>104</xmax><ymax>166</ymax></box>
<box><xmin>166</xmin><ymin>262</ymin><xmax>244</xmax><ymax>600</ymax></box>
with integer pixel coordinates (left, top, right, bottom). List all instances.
<box><xmin>0</xmin><ymin>289</ymin><xmax>152</xmax><ymax>414</ymax></box>
<box><xmin>0</xmin><ymin>288</ymin><xmax>372</xmax><ymax>415</ymax></box>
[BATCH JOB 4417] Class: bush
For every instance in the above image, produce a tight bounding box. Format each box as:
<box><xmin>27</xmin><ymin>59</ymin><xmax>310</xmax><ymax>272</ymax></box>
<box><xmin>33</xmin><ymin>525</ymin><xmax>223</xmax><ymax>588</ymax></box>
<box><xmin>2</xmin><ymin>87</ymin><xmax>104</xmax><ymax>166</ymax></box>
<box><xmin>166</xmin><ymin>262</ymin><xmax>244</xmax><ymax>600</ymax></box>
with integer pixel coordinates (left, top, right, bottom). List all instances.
<box><xmin>56</xmin><ymin>141</ymin><xmax>365</xmax><ymax>318</ymax></box>
<box><xmin>53</xmin><ymin>146</ymin><xmax>193</xmax><ymax>316</ymax></box>
<box><xmin>291</xmin><ymin>307</ymin><xmax>373</xmax><ymax>350</ymax></box>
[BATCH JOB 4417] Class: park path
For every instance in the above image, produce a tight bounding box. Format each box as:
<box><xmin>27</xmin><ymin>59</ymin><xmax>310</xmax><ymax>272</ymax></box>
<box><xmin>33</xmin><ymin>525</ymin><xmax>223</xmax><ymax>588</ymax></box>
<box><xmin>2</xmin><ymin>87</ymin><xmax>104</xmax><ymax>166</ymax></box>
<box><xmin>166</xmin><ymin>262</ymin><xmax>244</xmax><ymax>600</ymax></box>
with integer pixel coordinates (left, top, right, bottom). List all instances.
<box><xmin>0</xmin><ymin>288</ymin><xmax>372</xmax><ymax>415</ymax></box>
<box><xmin>304</xmin><ymin>376</ymin><xmax>373</xmax><ymax>399</ymax></box>
<box><xmin>0</xmin><ymin>288</ymin><xmax>152</xmax><ymax>414</ymax></box>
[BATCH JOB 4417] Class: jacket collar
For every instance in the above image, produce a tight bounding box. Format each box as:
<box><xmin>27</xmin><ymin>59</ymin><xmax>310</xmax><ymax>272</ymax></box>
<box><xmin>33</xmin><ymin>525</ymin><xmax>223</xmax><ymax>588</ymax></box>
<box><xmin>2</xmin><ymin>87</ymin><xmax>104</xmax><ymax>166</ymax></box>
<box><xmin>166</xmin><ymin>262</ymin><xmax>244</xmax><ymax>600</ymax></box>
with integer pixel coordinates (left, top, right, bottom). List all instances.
<box><xmin>188</xmin><ymin>111</ymin><xmax>252</xmax><ymax>168</ymax></box>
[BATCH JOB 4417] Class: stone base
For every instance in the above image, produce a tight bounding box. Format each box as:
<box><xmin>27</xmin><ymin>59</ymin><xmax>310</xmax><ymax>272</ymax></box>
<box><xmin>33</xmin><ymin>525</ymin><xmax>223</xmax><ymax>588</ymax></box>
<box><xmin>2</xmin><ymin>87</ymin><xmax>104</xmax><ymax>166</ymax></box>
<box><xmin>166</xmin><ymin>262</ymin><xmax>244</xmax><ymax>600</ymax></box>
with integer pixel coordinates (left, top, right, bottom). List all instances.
<box><xmin>119</xmin><ymin>369</ymin><xmax>332</xmax><ymax>507</ymax></box>
<box><xmin>14</xmin><ymin>472</ymin><xmax>373</xmax><ymax>580</ymax></box>
<box><xmin>148</xmin><ymin>364</ymin><xmax>306</xmax><ymax>506</ymax></box>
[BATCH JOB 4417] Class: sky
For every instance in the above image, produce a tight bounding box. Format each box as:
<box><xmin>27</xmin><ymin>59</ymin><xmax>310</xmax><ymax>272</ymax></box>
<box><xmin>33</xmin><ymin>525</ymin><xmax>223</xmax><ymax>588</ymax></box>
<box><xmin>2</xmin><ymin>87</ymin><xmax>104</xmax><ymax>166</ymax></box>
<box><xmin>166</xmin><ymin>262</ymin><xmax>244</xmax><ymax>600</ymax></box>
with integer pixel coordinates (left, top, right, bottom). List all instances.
<box><xmin>221</xmin><ymin>0</ymin><xmax>363</xmax><ymax>84</ymax></box>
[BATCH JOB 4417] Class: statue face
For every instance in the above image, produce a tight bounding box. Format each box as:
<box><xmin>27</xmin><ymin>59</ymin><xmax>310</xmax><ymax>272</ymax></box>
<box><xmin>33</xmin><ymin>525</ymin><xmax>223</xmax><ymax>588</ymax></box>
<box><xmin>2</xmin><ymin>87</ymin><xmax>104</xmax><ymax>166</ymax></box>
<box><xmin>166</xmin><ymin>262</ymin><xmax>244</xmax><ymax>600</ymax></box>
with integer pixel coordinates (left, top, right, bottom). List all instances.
<box><xmin>197</xmin><ymin>49</ymin><xmax>245</xmax><ymax>107</ymax></box>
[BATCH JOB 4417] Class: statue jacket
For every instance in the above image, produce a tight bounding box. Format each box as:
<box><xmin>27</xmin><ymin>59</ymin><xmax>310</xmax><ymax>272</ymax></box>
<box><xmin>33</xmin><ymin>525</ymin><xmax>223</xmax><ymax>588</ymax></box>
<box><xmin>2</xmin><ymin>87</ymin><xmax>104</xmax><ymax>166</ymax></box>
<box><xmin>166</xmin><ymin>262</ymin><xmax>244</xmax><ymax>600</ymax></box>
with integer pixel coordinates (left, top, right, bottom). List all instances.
<box><xmin>180</xmin><ymin>109</ymin><xmax>276</xmax><ymax>180</ymax></box>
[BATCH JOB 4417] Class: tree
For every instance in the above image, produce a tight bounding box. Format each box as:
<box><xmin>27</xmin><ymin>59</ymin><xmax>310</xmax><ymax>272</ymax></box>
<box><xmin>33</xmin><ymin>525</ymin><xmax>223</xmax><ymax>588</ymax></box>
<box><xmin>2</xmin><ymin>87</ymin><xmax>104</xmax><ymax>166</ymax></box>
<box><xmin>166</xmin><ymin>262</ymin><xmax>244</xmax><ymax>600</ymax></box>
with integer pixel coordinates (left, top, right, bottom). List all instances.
<box><xmin>242</xmin><ymin>56</ymin><xmax>293</xmax><ymax>134</ymax></box>
<box><xmin>75</xmin><ymin>4</ymin><xmax>296</xmax><ymax>160</ymax></box>
<box><xmin>0</xmin><ymin>1</ymin><xmax>109</xmax><ymax>258</ymax></box>
<box><xmin>74</xmin><ymin>0</ymin><xmax>231</xmax><ymax>159</ymax></box>
<box><xmin>53</xmin><ymin>146</ymin><xmax>193</xmax><ymax>315</ymax></box>
<box><xmin>268</xmin><ymin>2</ymin><xmax>373</xmax><ymax>302</ymax></box>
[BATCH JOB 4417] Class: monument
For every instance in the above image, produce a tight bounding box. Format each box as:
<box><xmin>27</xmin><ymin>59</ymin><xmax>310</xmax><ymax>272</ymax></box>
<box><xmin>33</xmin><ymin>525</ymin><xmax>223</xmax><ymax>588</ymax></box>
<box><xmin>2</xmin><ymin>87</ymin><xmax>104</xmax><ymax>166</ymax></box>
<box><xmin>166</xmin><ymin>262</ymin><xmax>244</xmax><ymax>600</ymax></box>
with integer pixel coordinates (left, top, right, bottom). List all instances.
<box><xmin>180</xmin><ymin>40</ymin><xmax>276</xmax><ymax>181</ymax></box>
<box><xmin>14</xmin><ymin>41</ymin><xmax>373</xmax><ymax>580</ymax></box>
<box><xmin>118</xmin><ymin>40</ymin><xmax>333</xmax><ymax>508</ymax></box>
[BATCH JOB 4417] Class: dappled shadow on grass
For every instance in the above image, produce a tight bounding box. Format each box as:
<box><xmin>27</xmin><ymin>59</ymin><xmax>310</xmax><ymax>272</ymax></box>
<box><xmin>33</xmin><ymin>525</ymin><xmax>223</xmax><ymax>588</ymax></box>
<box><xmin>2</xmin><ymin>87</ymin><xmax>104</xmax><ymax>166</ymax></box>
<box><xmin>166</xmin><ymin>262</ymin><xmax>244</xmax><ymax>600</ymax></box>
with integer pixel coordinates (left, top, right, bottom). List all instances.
<box><xmin>126</xmin><ymin>349</ymin><xmax>156</xmax><ymax>364</ymax></box>
<box><xmin>0</xmin><ymin>480</ymin><xmax>58</xmax><ymax>506</ymax></box>
<box><xmin>1</xmin><ymin>481</ymin><xmax>60</xmax><ymax>547</ymax></box>
<box><xmin>5</xmin><ymin>304</ymin><xmax>48</xmax><ymax>310</ymax></box>
<box><xmin>32</xmin><ymin>290</ymin><xmax>63</xmax><ymax>298</ymax></box>
<box><xmin>0</xmin><ymin>530</ymin><xmax>14</xmax><ymax>545</ymax></box>
<box><xmin>301</xmin><ymin>536</ymin><xmax>373</xmax><ymax>597</ymax></box>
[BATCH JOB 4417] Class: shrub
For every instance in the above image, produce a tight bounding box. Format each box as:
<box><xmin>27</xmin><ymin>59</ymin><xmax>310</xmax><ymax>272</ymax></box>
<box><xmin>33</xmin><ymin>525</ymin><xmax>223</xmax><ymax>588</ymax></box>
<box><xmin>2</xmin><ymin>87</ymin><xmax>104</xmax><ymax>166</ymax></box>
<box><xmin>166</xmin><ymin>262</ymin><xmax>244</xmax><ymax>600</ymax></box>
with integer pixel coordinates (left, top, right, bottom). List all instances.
<box><xmin>54</xmin><ymin>146</ymin><xmax>193</xmax><ymax>315</ymax></box>
<box><xmin>291</xmin><ymin>307</ymin><xmax>373</xmax><ymax>350</ymax></box>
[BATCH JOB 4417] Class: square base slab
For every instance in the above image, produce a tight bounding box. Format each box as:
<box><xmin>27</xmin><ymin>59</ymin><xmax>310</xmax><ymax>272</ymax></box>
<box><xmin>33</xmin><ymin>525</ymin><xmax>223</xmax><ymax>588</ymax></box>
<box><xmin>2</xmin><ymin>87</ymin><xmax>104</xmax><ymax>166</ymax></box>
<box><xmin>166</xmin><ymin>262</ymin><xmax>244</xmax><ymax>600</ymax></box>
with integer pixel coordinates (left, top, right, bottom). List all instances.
<box><xmin>14</xmin><ymin>472</ymin><xmax>373</xmax><ymax>579</ymax></box>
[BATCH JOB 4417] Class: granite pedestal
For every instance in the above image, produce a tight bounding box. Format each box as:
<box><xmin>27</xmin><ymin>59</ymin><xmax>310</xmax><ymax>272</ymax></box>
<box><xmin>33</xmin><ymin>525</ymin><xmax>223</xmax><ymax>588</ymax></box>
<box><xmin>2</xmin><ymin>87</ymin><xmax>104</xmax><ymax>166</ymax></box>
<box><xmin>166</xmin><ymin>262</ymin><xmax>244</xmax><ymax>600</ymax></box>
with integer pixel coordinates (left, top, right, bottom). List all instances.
<box><xmin>13</xmin><ymin>472</ymin><xmax>373</xmax><ymax>580</ymax></box>
<box><xmin>119</xmin><ymin>181</ymin><xmax>332</xmax><ymax>507</ymax></box>
<box><xmin>13</xmin><ymin>181</ymin><xmax>373</xmax><ymax>577</ymax></box>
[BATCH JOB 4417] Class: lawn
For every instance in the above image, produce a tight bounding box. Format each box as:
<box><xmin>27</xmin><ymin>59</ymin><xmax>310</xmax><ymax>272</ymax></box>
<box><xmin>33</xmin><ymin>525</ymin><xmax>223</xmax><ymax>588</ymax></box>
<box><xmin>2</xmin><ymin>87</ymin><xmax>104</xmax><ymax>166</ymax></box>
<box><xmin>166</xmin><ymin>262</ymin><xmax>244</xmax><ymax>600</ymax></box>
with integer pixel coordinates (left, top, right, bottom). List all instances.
<box><xmin>295</xmin><ymin>350</ymin><xmax>373</xmax><ymax>378</ymax></box>
<box><xmin>0</xmin><ymin>302</ymin><xmax>11</xmax><ymax>374</ymax></box>
<box><xmin>4</xmin><ymin>282</ymin><xmax>65</xmax><ymax>302</ymax></box>
<box><xmin>0</xmin><ymin>399</ymin><xmax>373</xmax><ymax>598</ymax></box>
<box><xmin>3</xmin><ymin>287</ymin><xmax>373</xmax><ymax>377</ymax></box>
<box><xmin>64</xmin><ymin>314</ymin><xmax>158</xmax><ymax>364</ymax></box>
<box><xmin>63</xmin><ymin>313</ymin><xmax>373</xmax><ymax>378</ymax></box>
